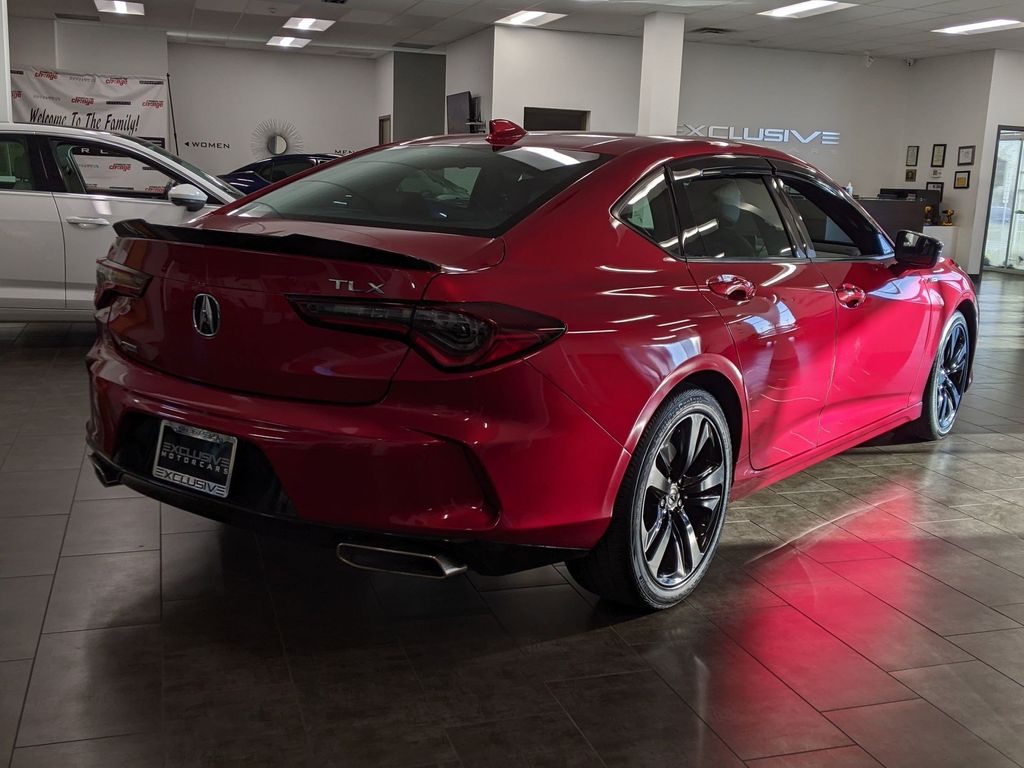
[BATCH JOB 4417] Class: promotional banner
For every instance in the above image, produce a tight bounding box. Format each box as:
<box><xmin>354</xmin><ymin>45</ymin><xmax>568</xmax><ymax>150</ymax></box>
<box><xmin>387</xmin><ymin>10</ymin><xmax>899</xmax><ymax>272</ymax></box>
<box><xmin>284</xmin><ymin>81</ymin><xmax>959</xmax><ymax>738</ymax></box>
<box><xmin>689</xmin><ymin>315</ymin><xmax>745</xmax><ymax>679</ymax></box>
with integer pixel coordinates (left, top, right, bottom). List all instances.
<box><xmin>10</xmin><ymin>67</ymin><xmax>169</xmax><ymax>146</ymax></box>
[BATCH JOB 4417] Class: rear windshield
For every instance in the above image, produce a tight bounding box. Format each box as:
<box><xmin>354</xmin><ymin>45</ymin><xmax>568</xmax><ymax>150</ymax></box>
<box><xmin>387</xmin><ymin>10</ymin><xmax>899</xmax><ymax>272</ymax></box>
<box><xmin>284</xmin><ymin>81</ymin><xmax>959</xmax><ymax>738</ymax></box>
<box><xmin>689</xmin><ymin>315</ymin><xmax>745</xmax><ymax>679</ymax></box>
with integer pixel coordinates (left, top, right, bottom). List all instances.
<box><xmin>228</xmin><ymin>144</ymin><xmax>606</xmax><ymax>236</ymax></box>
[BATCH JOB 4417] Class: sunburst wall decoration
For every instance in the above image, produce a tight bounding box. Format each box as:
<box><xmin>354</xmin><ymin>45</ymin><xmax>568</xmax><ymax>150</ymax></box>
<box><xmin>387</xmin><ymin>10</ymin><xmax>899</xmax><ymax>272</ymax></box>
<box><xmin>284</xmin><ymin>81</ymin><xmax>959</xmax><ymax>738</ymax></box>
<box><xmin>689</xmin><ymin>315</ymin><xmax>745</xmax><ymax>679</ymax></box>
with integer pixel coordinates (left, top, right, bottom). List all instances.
<box><xmin>251</xmin><ymin>119</ymin><xmax>304</xmax><ymax>158</ymax></box>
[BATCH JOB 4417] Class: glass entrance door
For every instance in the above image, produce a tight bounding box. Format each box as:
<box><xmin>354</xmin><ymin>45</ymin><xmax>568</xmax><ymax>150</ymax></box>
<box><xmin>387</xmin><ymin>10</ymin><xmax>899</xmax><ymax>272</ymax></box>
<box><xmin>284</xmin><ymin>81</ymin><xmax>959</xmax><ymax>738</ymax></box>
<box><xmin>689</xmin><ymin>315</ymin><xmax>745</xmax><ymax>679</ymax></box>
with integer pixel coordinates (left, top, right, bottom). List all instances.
<box><xmin>984</xmin><ymin>127</ymin><xmax>1024</xmax><ymax>271</ymax></box>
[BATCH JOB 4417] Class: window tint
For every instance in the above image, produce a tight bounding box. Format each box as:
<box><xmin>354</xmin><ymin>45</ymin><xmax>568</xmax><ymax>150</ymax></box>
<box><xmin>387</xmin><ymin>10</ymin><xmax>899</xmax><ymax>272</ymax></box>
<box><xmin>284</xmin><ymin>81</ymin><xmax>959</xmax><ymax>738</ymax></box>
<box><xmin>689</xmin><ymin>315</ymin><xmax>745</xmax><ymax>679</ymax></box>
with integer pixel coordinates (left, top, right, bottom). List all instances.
<box><xmin>267</xmin><ymin>159</ymin><xmax>314</xmax><ymax>182</ymax></box>
<box><xmin>676</xmin><ymin>175</ymin><xmax>793</xmax><ymax>260</ymax></box>
<box><xmin>615</xmin><ymin>172</ymin><xmax>679</xmax><ymax>254</ymax></box>
<box><xmin>779</xmin><ymin>177</ymin><xmax>893</xmax><ymax>258</ymax></box>
<box><xmin>0</xmin><ymin>136</ymin><xmax>38</xmax><ymax>191</ymax></box>
<box><xmin>51</xmin><ymin>140</ymin><xmax>183</xmax><ymax>199</ymax></box>
<box><xmin>230</xmin><ymin>144</ymin><xmax>606</xmax><ymax>236</ymax></box>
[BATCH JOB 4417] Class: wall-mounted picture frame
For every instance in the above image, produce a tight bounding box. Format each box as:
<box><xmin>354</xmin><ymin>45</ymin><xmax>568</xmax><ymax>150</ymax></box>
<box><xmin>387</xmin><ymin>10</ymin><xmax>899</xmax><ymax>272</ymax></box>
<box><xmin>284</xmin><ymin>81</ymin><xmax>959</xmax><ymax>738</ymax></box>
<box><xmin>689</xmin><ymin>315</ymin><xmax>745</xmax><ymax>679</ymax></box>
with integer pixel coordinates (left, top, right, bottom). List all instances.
<box><xmin>958</xmin><ymin>145</ymin><xmax>976</xmax><ymax>166</ymax></box>
<box><xmin>926</xmin><ymin>181</ymin><xmax>945</xmax><ymax>199</ymax></box>
<box><xmin>905</xmin><ymin>169</ymin><xmax>917</xmax><ymax>182</ymax></box>
<box><xmin>931</xmin><ymin>143</ymin><xmax>947</xmax><ymax>168</ymax></box>
<box><xmin>954</xmin><ymin>170</ymin><xmax>971</xmax><ymax>189</ymax></box>
<box><xmin>906</xmin><ymin>145</ymin><xmax>919</xmax><ymax>167</ymax></box>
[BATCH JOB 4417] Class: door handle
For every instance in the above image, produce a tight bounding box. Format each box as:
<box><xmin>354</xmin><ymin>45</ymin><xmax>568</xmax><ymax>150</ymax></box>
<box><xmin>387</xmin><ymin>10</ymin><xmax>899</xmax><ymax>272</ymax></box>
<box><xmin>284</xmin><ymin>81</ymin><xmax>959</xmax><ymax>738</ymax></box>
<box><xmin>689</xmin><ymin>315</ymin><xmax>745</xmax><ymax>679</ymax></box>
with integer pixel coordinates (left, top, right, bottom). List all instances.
<box><xmin>707</xmin><ymin>274</ymin><xmax>756</xmax><ymax>301</ymax></box>
<box><xmin>65</xmin><ymin>216</ymin><xmax>111</xmax><ymax>228</ymax></box>
<box><xmin>836</xmin><ymin>284</ymin><xmax>867</xmax><ymax>308</ymax></box>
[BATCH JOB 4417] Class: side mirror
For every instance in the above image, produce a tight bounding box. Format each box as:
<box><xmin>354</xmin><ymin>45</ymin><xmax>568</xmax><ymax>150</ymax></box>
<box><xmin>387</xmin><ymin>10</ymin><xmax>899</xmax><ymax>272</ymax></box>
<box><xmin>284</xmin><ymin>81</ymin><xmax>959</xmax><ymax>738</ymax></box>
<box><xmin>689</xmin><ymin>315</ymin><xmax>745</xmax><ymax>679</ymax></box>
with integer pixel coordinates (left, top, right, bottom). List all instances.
<box><xmin>894</xmin><ymin>229</ymin><xmax>942</xmax><ymax>268</ymax></box>
<box><xmin>168</xmin><ymin>183</ymin><xmax>209</xmax><ymax>213</ymax></box>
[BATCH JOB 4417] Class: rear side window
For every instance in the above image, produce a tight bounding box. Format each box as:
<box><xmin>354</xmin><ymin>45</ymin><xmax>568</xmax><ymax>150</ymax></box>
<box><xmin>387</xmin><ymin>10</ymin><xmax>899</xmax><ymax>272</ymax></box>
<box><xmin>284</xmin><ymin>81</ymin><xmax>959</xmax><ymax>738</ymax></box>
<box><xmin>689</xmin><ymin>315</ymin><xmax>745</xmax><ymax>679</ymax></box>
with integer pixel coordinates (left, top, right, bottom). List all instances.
<box><xmin>231</xmin><ymin>144</ymin><xmax>606</xmax><ymax>236</ymax></box>
<box><xmin>615</xmin><ymin>172</ymin><xmax>680</xmax><ymax>255</ymax></box>
<box><xmin>676</xmin><ymin>176</ymin><xmax>793</xmax><ymax>260</ymax></box>
<box><xmin>0</xmin><ymin>136</ymin><xmax>37</xmax><ymax>191</ymax></box>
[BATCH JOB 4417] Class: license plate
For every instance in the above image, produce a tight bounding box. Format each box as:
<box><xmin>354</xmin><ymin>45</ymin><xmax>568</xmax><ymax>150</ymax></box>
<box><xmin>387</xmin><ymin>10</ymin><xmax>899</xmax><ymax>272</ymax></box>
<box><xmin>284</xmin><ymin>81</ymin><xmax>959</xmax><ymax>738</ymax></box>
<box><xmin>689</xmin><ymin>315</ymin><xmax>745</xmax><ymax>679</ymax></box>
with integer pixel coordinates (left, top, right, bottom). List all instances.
<box><xmin>152</xmin><ymin>421</ymin><xmax>237</xmax><ymax>499</ymax></box>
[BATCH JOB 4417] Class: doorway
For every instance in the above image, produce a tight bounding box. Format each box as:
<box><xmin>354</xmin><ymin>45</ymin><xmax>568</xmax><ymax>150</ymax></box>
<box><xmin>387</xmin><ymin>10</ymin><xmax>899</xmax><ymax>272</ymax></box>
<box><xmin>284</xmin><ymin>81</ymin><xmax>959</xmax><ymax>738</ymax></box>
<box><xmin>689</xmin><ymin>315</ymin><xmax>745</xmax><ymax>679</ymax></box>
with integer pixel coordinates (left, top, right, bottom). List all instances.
<box><xmin>523</xmin><ymin>107</ymin><xmax>590</xmax><ymax>131</ymax></box>
<box><xmin>983</xmin><ymin>126</ymin><xmax>1024</xmax><ymax>272</ymax></box>
<box><xmin>378</xmin><ymin>115</ymin><xmax>392</xmax><ymax>145</ymax></box>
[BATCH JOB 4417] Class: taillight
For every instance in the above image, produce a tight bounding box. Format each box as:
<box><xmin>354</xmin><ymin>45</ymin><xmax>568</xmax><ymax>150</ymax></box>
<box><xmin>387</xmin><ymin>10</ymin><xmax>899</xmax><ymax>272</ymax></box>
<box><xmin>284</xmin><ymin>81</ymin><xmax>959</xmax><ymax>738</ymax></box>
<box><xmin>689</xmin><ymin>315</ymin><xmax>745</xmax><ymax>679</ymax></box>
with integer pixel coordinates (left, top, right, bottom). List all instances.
<box><xmin>95</xmin><ymin>259</ymin><xmax>151</xmax><ymax>309</ymax></box>
<box><xmin>290</xmin><ymin>298</ymin><xmax>565</xmax><ymax>371</ymax></box>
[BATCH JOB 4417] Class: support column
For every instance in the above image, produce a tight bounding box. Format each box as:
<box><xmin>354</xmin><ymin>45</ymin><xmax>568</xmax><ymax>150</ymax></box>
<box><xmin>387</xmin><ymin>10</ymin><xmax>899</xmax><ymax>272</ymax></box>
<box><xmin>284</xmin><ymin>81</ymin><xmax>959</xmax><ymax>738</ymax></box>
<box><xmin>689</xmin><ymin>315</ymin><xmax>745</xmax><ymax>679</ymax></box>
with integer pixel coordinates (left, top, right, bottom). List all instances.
<box><xmin>0</xmin><ymin>0</ymin><xmax>10</xmax><ymax>122</ymax></box>
<box><xmin>637</xmin><ymin>12</ymin><xmax>685</xmax><ymax>136</ymax></box>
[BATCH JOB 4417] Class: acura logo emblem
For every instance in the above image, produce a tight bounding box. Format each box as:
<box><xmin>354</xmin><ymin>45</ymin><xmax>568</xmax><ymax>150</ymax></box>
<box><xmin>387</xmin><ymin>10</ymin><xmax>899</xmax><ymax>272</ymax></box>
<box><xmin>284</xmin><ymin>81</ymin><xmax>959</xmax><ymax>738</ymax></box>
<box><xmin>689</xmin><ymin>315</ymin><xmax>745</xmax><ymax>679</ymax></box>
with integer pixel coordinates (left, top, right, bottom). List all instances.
<box><xmin>192</xmin><ymin>294</ymin><xmax>221</xmax><ymax>337</ymax></box>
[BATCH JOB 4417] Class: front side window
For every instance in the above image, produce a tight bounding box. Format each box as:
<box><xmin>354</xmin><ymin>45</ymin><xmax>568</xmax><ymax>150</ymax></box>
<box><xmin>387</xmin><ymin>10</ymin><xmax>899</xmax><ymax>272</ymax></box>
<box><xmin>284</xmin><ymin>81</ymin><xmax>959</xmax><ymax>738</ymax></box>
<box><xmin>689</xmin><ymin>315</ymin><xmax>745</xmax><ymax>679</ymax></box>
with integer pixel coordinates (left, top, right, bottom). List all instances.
<box><xmin>615</xmin><ymin>172</ymin><xmax>679</xmax><ymax>254</ymax></box>
<box><xmin>0</xmin><ymin>136</ymin><xmax>38</xmax><ymax>192</ymax></box>
<box><xmin>230</xmin><ymin>144</ymin><xmax>606</xmax><ymax>236</ymax></box>
<box><xmin>266</xmin><ymin>159</ymin><xmax>314</xmax><ymax>182</ymax></box>
<box><xmin>50</xmin><ymin>140</ymin><xmax>183</xmax><ymax>199</ymax></box>
<box><xmin>676</xmin><ymin>175</ymin><xmax>794</xmax><ymax>260</ymax></box>
<box><xmin>780</xmin><ymin>177</ymin><xmax>893</xmax><ymax>259</ymax></box>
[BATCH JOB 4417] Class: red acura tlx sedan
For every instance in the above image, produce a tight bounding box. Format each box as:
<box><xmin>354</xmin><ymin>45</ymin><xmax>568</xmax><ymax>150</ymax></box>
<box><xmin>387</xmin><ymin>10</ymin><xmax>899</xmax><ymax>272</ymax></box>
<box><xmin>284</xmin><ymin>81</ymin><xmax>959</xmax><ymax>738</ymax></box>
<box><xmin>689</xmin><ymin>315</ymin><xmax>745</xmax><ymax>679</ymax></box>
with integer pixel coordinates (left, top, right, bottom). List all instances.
<box><xmin>87</xmin><ymin>120</ymin><xmax>977</xmax><ymax>609</ymax></box>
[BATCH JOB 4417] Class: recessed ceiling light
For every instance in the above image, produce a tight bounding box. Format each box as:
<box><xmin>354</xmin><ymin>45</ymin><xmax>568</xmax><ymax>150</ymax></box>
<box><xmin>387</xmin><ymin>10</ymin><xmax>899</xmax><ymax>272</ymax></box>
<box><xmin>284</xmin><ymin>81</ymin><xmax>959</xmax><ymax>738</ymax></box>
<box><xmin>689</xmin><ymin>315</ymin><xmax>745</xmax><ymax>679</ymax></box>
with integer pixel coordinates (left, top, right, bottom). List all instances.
<box><xmin>495</xmin><ymin>10</ymin><xmax>567</xmax><ymax>26</ymax></box>
<box><xmin>283</xmin><ymin>17</ymin><xmax>335</xmax><ymax>32</ymax></box>
<box><xmin>267</xmin><ymin>36</ymin><xmax>310</xmax><ymax>48</ymax></box>
<box><xmin>758</xmin><ymin>1</ymin><xmax>855</xmax><ymax>19</ymax></box>
<box><xmin>94</xmin><ymin>0</ymin><xmax>145</xmax><ymax>15</ymax></box>
<box><xmin>934</xmin><ymin>18</ymin><xmax>1023</xmax><ymax>34</ymax></box>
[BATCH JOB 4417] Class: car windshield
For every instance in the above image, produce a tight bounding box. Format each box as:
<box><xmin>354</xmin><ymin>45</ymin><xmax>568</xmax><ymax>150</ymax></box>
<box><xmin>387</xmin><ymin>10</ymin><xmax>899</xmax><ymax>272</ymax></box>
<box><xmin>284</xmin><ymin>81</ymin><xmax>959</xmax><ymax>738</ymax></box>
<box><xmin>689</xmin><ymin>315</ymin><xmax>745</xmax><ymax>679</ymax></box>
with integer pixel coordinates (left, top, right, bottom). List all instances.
<box><xmin>227</xmin><ymin>144</ymin><xmax>607</xmax><ymax>236</ymax></box>
<box><xmin>121</xmin><ymin>135</ymin><xmax>243</xmax><ymax>201</ymax></box>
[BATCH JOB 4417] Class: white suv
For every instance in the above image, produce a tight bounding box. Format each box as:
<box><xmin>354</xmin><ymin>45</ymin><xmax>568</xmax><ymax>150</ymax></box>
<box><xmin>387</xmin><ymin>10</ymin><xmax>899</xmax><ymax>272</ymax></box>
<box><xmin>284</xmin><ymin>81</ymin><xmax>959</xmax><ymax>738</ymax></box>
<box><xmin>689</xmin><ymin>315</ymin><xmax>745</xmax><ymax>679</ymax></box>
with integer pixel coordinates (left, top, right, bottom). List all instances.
<box><xmin>0</xmin><ymin>123</ymin><xmax>241</xmax><ymax>320</ymax></box>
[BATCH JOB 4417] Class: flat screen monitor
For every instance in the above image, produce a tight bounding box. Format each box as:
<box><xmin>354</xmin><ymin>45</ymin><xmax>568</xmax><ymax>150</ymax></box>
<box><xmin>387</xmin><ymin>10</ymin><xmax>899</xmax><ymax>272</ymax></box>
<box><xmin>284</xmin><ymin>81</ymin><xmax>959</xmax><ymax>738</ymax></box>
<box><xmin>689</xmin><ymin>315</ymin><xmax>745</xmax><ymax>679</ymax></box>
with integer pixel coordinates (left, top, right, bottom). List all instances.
<box><xmin>446</xmin><ymin>91</ymin><xmax>472</xmax><ymax>134</ymax></box>
<box><xmin>878</xmin><ymin>188</ymin><xmax>941</xmax><ymax>206</ymax></box>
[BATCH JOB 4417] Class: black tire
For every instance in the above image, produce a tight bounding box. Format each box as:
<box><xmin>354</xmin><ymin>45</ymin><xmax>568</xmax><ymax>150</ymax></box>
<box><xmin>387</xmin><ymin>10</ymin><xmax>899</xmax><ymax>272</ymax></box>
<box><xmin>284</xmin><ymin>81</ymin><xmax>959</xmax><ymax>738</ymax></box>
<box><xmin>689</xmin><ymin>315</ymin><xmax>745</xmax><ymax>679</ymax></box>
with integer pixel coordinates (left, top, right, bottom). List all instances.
<box><xmin>567</xmin><ymin>386</ymin><xmax>732</xmax><ymax>610</ymax></box>
<box><xmin>911</xmin><ymin>310</ymin><xmax>970</xmax><ymax>441</ymax></box>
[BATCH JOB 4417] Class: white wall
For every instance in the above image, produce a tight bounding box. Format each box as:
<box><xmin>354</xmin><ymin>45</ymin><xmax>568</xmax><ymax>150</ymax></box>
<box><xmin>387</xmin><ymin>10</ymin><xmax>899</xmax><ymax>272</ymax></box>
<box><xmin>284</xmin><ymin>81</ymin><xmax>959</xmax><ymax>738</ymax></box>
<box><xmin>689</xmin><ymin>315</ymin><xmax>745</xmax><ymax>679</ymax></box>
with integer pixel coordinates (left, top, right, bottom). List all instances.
<box><xmin>971</xmin><ymin>50</ymin><xmax>1024</xmax><ymax>272</ymax></box>
<box><xmin>445</xmin><ymin>28</ymin><xmax>494</xmax><ymax>129</ymax></box>
<box><xmin>9</xmin><ymin>17</ymin><xmax>56</xmax><ymax>69</ymax></box>
<box><xmin>375</xmin><ymin>52</ymin><xmax>394</xmax><ymax>121</ymax></box>
<box><xmin>56</xmin><ymin>21</ymin><xmax>167</xmax><ymax>76</ymax></box>
<box><xmin>167</xmin><ymin>43</ymin><xmax>377</xmax><ymax>173</ymax></box>
<box><xmin>679</xmin><ymin>42</ymin><xmax>913</xmax><ymax>195</ymax></box>
<box><xmin>898</xmin><ymin>51</ymin><xmax>995</xmax><ymax>274</ymax></box>
<box><xmin>491</xmin><ymin>26</ymin><xmax>642</xmax><ymax>133</ymax></box>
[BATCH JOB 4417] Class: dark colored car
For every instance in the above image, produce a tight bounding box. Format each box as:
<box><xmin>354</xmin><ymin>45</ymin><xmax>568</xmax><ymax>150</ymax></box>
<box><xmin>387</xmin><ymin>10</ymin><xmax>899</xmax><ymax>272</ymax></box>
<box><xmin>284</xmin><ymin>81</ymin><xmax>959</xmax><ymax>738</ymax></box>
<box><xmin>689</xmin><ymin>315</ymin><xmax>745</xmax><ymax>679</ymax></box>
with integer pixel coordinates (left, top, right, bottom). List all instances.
<box><xmin>219</xmin><ymin>153</ymin><xmax>339</xmax><ymax>194</ymax></box>
<box><xmin>88</xmin><ymin>120</ymin><xmax>976</xmax><ymax>610</ymax></box>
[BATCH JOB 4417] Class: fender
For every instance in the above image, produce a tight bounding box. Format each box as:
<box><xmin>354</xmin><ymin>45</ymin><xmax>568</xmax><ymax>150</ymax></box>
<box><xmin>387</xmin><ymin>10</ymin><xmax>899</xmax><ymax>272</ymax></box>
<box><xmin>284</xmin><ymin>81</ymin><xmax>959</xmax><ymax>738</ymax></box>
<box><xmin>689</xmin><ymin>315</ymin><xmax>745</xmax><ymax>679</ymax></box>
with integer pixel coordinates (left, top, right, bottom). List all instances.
<box><xmin>600</xmin><ymin>353</ymin><xmax>750</xmax><ymax>523</ymax></box>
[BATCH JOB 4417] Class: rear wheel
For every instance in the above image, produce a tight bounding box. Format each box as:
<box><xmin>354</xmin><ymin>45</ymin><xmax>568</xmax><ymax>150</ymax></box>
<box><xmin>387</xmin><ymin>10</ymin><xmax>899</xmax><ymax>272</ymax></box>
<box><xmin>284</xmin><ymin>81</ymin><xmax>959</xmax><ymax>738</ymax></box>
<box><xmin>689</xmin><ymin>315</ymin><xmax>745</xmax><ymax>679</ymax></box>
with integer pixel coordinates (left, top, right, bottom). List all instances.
<box><xmin>911</xmin><ymin>310</ymin><xmax>970</xmax><ymax>441</ymax></box>
<box><xmin>567</xmin><ymin>387</ymin><xmax>732</xmax><ymax>610</ymax></box>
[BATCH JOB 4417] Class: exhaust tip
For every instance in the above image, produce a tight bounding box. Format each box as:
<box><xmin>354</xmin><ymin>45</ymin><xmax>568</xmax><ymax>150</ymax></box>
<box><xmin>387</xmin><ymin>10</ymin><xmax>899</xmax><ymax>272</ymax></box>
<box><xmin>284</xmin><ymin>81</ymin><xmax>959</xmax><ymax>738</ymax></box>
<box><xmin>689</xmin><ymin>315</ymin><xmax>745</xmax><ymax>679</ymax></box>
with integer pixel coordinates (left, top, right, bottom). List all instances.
<box><xmin>336</xmin><ymin>542</ymin><xmax>467</xmax><ymax>580</ymax></box>
<box><xmin>88</xmin><ymin>453</ymin><xmax>122</xmax><ymax>488</ymax></box>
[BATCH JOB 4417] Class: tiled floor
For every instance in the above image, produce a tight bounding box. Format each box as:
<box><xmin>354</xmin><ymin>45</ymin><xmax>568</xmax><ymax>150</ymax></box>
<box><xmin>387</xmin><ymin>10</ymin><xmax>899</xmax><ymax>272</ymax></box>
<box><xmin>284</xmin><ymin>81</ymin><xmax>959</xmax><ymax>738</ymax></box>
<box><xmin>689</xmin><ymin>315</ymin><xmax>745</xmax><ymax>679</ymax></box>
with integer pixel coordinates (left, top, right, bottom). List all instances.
<box><xmin>2</xmin><ymin>275</ymin><xmax>1024</xmax><ymax>767</ymax></box>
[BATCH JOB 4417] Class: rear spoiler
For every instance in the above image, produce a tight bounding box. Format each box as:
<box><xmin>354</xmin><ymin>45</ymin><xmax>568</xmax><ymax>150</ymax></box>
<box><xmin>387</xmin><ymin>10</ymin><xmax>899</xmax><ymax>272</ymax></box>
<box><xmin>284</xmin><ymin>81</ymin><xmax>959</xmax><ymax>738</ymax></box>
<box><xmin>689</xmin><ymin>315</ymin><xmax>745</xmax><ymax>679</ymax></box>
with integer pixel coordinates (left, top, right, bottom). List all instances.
<box><xmin>112</xmin><ymin>219</ymin><xmax>442</xmax><ymax>273</ymax></box>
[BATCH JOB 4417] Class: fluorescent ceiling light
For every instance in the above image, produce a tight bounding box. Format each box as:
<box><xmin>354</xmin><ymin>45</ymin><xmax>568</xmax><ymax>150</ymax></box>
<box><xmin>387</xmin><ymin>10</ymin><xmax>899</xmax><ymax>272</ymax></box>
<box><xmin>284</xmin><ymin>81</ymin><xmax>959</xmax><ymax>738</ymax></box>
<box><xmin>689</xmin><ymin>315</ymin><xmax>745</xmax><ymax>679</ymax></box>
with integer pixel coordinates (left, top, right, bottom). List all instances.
<box><xmin>267</xmin><ymin>36</ymin><xmax>310</xmax><ymax>48</ymax></box>
<box><xmin>283</xmin><ymin>17</ymin><xmax>335</xmax><ymax>32</ymax></box>
<box><xmin>934</xmin><ymin>18</ymin><xmax>1023</xmax><ymax>34</ymax></box>
<box><xmin>94</xmin><ymin>0</ymin><xmax>145</xmax><ymax>15</ymax></box>
<box><xmin>758</xmin><ymin>1</ymin><xmax>855</xmax><ymax>19</ymax></box>
<box><xmin>495</xmin><ymin>10</ymin><xmax>567</xmax><ymax>26</ymax></box>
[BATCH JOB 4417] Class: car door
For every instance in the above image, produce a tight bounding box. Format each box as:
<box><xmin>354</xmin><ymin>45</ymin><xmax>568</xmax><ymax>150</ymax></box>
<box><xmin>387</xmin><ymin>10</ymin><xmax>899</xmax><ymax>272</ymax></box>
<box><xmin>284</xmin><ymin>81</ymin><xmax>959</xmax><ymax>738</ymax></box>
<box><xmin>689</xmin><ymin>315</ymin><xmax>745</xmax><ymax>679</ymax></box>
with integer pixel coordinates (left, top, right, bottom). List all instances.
<box><xmin>44</xmin><ymin>137</ymin><xmax>220</xmax><ymax>309</ymax></box>
<box><xmin>0</xmin><ymin>133</ymin><xmax>66</xmax><ymax>310</ymax></box>
<box><xmin>773</xmin><ymin>163</ymin><xmax>935</xmax><ymax>442</ymax></box>
<box><xmin>671</xmin><ymin>157</ymin><xmax>837</xmax><ymax>470</ymax></box>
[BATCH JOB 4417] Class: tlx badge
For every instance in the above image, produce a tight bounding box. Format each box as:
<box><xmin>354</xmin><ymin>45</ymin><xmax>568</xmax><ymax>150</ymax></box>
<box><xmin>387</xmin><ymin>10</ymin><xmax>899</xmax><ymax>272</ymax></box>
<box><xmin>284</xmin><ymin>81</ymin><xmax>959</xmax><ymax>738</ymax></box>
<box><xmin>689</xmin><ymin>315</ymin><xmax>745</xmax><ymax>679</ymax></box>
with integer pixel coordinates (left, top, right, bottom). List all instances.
<box><xmin>329</xmin><ymin>279</ymin><xmax>385</xmax><ymax>295</ymax></box>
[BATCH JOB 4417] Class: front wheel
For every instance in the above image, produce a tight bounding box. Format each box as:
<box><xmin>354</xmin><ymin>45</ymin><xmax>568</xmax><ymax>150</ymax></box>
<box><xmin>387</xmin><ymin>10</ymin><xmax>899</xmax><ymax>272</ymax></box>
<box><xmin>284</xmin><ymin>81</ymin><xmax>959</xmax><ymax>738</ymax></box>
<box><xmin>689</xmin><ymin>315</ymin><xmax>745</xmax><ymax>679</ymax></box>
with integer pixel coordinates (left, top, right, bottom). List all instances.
<box><xmin>567</xmin><ymin>387</ymin><xmax>732</xmax><ymax>610</ymax></box>
<box><xmin>911</xmin><ymin>310</ymin><xmax>970</xmax><ymax>440</ymax></box>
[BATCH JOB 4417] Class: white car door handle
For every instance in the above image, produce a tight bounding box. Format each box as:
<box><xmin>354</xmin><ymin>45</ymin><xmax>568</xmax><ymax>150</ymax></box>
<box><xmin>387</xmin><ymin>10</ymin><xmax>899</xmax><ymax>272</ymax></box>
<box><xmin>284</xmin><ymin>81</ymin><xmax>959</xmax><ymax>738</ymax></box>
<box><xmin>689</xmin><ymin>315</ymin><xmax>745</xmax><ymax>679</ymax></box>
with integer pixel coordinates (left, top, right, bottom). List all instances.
<box><xmin>65</xmin><ymin>216</ymin><xmax>111</xmax><ymax>228</ymax></box>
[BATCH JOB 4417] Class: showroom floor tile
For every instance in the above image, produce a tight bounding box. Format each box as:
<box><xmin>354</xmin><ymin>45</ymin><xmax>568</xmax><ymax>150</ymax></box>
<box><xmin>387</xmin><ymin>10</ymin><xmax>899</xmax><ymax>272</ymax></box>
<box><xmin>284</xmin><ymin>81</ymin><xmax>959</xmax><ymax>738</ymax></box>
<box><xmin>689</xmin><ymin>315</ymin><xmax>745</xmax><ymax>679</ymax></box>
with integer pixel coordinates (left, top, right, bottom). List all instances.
<box><xmin>3</xmin><ymin>274</ymin><xmax>1024</xmax><ymax>767</ymax></box>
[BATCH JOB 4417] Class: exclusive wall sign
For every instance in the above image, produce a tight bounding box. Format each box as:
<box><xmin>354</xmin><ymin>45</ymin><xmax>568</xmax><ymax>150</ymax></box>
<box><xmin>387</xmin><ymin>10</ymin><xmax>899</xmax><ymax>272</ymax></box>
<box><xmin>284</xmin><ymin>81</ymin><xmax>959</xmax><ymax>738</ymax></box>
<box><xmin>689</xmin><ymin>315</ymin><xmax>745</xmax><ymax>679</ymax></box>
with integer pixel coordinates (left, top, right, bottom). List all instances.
<box><xmin>958</xmin><ymin>145</ymin><xmax>976</xmax><ymax>166</ymax></box>
<box><xmin>906</xmin><ymin>145</ymin><xmax>919</xmax><ymax>167</ymax></box>
<box><xmin>931</xmin><ymin>143</ymin><xmax>947</xmax><ymax>168</ymax></box>
<box><xmin>954</xmin><ymin>170</ymin><xmax>971</xmax><ymax>189</ymax></box>
<box><xmin>677</xmin><ymin>124</ymin><xmax>840</xmax><ymax>146</ymax></box>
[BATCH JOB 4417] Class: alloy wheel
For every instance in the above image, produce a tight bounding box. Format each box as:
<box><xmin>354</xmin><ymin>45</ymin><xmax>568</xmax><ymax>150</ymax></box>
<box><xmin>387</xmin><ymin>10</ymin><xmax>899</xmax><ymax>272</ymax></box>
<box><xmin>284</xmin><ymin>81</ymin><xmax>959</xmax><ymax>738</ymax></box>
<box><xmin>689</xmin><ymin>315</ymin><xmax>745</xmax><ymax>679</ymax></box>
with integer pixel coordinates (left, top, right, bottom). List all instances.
<box><xmin>936</xmin><ymin>322</ymin><xmax>969</xmax><ymax>432</ymax></box>
<box><xmin>639</xmin><ymin>412</ymin><xmax>727</xmax><ymax>589</ymax></box>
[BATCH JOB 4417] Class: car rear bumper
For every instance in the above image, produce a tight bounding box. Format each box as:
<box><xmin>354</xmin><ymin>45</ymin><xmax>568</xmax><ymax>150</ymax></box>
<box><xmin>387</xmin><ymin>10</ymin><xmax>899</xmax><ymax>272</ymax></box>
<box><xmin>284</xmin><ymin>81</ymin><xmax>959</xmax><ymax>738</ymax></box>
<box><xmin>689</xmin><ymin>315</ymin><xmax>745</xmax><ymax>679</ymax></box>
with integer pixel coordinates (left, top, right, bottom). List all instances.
<box><xmin>87</xmin><ymin>336</ymin><xmax>626</xmax><ymax>553</ymax></box>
